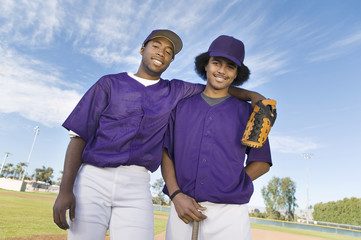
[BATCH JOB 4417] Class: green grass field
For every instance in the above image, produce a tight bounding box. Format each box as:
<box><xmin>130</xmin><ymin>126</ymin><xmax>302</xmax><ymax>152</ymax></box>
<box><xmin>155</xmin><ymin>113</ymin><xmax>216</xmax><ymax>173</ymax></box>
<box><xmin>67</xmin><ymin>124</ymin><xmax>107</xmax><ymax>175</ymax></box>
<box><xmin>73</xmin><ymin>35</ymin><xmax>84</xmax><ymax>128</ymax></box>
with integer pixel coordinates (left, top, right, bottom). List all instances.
<box><xmin>0</xmin><ymin>190</ymin><xmax>65</xmax><ymax>238</ymax></box>
<box><xmin>251</xmin><ymin>223</ymin><xmax>360</xmax><ymax>240</ymax></box>
<box><xmin>1</xmin><ymin>189</ymin><xmax>360</xmax><ymax>240</ymax></box>
<box><xmin>0</xmin><ymin>189</ymin><xmax>167</xmax><ymax>239</ymax></box>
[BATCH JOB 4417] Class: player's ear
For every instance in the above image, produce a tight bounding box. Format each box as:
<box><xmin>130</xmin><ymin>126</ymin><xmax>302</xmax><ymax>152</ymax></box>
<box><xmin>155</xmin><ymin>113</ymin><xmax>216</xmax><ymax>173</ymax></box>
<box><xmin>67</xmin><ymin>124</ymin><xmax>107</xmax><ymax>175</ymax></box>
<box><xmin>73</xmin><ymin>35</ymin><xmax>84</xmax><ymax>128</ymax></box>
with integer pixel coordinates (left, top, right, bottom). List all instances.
<box><xmin>204</xmin><ymin>63</ymin><xmax>209</xmax><ymax>72</ymax></box>
<box><xmin>204</xmin><ymin>58</ymin><xmax>211</xmax><ymax>72</ymax></box>
<box><xmin>140</xmin><ymin>46</ymin><xmax>145</xmax><ymax>55</ymax></box>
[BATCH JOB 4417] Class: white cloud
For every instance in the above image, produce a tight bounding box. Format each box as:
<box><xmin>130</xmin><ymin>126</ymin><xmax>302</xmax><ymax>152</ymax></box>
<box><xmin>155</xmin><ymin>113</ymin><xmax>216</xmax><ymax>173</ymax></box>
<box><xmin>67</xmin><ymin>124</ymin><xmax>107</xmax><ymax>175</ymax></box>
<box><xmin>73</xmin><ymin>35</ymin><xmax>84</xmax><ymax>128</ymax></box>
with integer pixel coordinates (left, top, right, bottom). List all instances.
<box><xmin>0</xmin><ymin>0</ymin><xmax>141</xmax><ymax>65</ymax></box>
<box><xmin>243</xmin><ymin>50</ymin><xmax>291</xmax><ymax>88</ymax></box>
<box><xmin>0</xmin><ymin>0</ymin><xmax>63</xmax><ymax>46</ymax></box>
<box><xmin>309</xmin><ymin>30</ymin><xmax>361</xmax><ymax>62</ymax></box>
<box><xmin>79</xmin><ymin>46</ymin><xmax>140</xmax><ymax>66</ymax></box>
<box><xmin>330</xmin><ymin>30</ymin><xmax>361</xmax><ymax>48</ymax></box>
<box><xmin>0</xmin><ymin>46</ymin><xmax>81</xmax><ymax>127</ymax></box>
<box><xmin>64</xmin><ymin>0</ymin><xmax>143</xmax><ymax>65</ymax></box>
<box><xmin>270</xmin><ymin>134</ymin><xmax>319</xmax><ymax>154</ymax></box>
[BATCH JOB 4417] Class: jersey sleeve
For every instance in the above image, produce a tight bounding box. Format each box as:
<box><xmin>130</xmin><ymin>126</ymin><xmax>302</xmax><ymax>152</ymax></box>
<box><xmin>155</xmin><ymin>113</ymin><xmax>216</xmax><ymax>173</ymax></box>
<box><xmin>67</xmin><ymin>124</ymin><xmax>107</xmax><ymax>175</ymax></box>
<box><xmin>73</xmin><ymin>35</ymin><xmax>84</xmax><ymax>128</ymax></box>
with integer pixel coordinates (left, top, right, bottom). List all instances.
<box><xmin>246</xmin><ymin>138</ymin><xmax>273</xmax><ymax>166</ymax></box>
<box><xmin>62</xmin><ymin>77</ymin><xmax>109</xmax><ymax>142</ymax></box>
<box><xmin>171</xmin><ymin>79</ymin><xmax>205</xmax><ymax>100</ymax></box>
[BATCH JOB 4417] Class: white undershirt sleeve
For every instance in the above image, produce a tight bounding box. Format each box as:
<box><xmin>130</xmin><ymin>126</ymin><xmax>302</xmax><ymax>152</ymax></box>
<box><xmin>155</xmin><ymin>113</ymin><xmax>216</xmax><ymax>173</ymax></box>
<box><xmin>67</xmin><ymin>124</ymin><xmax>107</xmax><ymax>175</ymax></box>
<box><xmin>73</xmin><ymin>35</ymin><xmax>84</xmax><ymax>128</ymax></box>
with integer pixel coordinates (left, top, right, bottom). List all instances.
<box><xmin>69</xmin><ymin>130</ymin><xmax>80</xmax><ymax>138</ymax></box>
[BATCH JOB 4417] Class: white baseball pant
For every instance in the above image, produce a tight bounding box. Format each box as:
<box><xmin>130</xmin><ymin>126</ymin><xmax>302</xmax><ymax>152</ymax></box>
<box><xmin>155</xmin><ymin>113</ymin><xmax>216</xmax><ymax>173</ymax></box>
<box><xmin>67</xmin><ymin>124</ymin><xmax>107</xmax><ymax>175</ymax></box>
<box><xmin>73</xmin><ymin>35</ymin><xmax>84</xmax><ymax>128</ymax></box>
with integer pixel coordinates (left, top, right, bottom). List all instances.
<box><xmin>67</xmin><ymin>164</ymin><xmax>154</xmax><ymax>240</ymax></box>
<box><xmin>166</xmin><ymin>201</ymin><xmax>252</xmax><ymax>240</ymax></box>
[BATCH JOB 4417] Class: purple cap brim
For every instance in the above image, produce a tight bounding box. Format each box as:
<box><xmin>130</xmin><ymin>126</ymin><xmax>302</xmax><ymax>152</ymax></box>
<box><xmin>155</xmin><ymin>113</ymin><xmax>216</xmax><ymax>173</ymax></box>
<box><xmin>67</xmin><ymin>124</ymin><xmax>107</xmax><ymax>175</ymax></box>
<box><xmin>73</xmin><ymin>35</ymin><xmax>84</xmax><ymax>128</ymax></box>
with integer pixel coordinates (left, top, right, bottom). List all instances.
<box><xmin>209</xmin><ymin>51</ymin><xmax>242</xmax><ymax>66</ymax></box>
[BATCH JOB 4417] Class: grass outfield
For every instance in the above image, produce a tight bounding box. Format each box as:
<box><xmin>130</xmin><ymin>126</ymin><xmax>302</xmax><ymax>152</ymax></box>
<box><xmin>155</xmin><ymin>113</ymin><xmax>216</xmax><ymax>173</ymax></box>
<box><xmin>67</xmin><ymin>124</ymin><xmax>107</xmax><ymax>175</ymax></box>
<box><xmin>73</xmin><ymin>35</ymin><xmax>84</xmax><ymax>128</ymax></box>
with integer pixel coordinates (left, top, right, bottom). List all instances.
<box><xmin>0</xmin><ymin>189</ymin><xmax>65</xmax><ymax>238</ymax></box>
<box><xmin>251</xmin><ymin>223</ymin><xmax>360</xmax><ymax>240</ymax></box>
<box><xmin>1</xmin><ymin>189</ymin><xmax>360</xmax><ymax>240</ymax></box>
<box><xmin>0</xmin><ymin>189</ymin><xmax>166</xmax><ymax>239</ymax></box>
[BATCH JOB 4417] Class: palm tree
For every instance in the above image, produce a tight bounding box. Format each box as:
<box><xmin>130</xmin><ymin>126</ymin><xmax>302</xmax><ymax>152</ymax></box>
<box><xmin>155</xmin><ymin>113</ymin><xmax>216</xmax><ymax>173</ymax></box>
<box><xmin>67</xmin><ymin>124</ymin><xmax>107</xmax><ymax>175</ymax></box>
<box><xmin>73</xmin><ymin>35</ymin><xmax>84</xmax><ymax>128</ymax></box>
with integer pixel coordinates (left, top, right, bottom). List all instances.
<box><xmin>1</xmin><ymin>163</ymin><xmax>14</xmax><ymax>178</ymax></box>
<box><xmin>0</xmin><ymin>164</ymin><xmax>8</xmax><ymax>177</ymax></box>
<box><xmin>14</xmin><ymin>162</ymin><xmax>27</xmax><ymax>179</ymax></box>
<box><xmin>32</xmin><ymin>166</ymin><xmax>54</xmax><ymax>185</ymax></box>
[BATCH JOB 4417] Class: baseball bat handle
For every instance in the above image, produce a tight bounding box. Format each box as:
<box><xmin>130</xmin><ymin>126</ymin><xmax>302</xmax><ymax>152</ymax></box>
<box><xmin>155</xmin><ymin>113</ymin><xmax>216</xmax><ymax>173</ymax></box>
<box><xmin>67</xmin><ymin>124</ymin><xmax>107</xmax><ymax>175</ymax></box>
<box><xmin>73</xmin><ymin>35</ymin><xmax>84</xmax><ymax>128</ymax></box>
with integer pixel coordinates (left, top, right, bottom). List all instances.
<box><xmin>191</xmin><ymin>221</ymin><xmax>199</xmax><ymax>240</ymax></box>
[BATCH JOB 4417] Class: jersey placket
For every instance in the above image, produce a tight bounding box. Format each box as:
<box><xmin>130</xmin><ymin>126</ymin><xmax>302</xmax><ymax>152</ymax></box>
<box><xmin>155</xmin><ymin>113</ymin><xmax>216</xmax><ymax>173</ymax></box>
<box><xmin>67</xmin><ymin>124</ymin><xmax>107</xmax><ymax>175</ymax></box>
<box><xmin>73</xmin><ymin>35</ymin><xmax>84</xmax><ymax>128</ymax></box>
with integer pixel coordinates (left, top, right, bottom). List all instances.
<box><xmin>195</xmin><ymin>107</ymin><xmax>215</xmax><ymax>200</ymax></box>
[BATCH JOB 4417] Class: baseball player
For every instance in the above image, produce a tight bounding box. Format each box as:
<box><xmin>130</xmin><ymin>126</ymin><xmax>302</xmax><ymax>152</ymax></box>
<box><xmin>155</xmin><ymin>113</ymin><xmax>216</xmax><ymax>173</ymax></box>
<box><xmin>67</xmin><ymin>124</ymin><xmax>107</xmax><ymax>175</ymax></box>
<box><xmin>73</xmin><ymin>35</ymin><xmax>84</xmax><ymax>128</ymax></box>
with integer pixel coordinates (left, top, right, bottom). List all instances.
<box><xmin>52</xmin><ymin>29</ymin><xmax>266</xmax><ymax>240</ymax></box>
<box><xmin>161</xmin><ymin>35</ymin><xmax>273</xmax><ymax>240</ymax></box>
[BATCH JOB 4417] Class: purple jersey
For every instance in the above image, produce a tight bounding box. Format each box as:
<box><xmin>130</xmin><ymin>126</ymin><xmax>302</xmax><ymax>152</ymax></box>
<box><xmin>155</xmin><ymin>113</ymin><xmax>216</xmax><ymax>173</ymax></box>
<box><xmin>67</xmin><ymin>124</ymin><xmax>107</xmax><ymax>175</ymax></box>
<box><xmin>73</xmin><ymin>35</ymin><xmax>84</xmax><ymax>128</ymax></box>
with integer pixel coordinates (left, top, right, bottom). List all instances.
<box><xmin>164</xmin><ymin>94</ymin><xmax>272</xmax><ymax>204</ymax></box>
<box><xmin>63</xmin><ymin>72</ymin><xmax>203</xmax><ymax>172</ymax></box>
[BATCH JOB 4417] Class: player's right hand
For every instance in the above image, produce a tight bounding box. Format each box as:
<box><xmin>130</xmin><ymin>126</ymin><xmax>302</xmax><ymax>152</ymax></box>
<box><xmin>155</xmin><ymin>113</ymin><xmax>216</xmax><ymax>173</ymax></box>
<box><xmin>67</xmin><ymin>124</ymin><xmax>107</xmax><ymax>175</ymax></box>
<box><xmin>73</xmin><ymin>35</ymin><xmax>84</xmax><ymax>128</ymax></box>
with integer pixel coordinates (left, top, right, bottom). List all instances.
<box><xmin>172</xmin><ymin>193</ymin><xmax>207</xmax><ymax>224</ymax></box>
<box><xmin>53</xmin><ymin>191</ymin><xmax>76</xmax><ymax>230</ymax></box>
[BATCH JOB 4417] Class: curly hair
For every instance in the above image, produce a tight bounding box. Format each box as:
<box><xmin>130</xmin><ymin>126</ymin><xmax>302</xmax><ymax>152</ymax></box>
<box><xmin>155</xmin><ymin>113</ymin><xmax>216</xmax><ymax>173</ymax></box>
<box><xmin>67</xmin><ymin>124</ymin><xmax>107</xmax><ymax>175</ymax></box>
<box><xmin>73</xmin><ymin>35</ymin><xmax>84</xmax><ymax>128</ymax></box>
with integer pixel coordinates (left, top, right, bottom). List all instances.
<box><xmin>194</xmin><ymin>52</ymin><xmax>250</xmax><ymax>86</ymax></box>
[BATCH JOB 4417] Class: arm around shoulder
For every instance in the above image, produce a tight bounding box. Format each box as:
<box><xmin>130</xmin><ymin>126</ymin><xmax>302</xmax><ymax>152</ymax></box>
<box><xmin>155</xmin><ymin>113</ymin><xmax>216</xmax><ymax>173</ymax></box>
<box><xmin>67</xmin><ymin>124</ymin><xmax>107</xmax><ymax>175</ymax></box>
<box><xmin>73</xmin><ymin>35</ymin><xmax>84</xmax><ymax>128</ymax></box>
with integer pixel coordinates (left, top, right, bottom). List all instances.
<box><xmin>228</xmin><ymin>87</ymin><xmax>265</xmax><ymax>107</ymax></box>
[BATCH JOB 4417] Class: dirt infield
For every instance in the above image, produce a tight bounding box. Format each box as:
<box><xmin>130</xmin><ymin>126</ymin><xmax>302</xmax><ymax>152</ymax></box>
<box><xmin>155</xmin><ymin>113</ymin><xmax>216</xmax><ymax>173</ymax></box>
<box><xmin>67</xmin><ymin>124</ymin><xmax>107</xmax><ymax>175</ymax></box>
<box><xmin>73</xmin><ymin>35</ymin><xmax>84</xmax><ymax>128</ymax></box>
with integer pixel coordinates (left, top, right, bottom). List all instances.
<box><xmin>251</xmin><ymin>229</ymin><xmax>324</xmax><ymax>240</ymax></box>
<box><xmin>154</xmin><ymin>228</ymin><xmax>326</xmax><ymax>240</ymax></box>
<box><xmin>5</xmin><ymin>228</ymin><xmax>325</xmax><ymax>240</ymax></box>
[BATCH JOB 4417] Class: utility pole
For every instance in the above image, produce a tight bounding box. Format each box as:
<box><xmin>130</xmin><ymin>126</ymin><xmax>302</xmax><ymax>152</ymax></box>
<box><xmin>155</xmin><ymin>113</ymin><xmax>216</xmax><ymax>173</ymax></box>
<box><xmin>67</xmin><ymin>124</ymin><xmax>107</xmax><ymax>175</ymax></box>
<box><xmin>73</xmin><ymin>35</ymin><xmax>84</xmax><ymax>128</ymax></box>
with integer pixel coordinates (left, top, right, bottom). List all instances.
<box><xmin>21</xmin><ymin>126</ymin><xmax>40</xmax><ymax>182</ymax></box>
<box><xmin>302</xmin><ymin>153</ymin><xmax>314</xmax><ymax>224</ymax></box>
<box><xmin>0</xmin><ymin>152</ymin><xmax>11</xmax><ymax>176</ymax></box>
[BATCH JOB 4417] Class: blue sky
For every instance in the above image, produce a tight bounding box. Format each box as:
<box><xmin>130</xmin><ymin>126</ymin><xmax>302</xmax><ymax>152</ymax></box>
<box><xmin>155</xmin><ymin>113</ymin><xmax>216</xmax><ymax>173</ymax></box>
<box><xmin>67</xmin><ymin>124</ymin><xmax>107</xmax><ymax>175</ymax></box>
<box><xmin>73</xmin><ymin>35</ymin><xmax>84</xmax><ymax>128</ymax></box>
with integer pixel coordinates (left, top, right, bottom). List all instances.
<box><xmin>1</xmin><ymin>0</ymin><xmax>361</xmax><ymax>211</ymax></box>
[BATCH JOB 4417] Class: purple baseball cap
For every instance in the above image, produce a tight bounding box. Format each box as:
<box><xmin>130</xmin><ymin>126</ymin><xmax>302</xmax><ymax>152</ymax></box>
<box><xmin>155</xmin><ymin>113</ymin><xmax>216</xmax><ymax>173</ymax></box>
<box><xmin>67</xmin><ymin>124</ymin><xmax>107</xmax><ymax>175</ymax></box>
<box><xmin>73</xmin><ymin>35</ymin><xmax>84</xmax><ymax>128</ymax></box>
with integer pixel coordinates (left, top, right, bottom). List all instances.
<box><xmin>208</xmin><ymin>35</ymin><xmax>245</xmax><ymax>66</ymax></box>
<box><xmin>143</xmin><ymin>29</ymin><xmax>183</xmax><ymax>57</ymax></box>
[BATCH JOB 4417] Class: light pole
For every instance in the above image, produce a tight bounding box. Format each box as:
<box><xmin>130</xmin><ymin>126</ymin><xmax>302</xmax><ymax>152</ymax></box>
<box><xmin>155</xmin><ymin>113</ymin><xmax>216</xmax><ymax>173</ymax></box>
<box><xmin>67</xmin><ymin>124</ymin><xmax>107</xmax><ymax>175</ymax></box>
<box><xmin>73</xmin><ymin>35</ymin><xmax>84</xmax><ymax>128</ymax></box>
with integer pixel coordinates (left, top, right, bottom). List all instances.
<box><xmin>302</xmin><ymin>153</ymin><xmax>313</xmax><ymax>224</ymax></box>
<box><xmin>0</xmin><ymin>152</ymin><xmax>11</xmax><ymax>176</ymax></box>
<box><xmin>21</xmin><ymin>126</ymin><xmax>40</xmax><ymax>182</ymax></box>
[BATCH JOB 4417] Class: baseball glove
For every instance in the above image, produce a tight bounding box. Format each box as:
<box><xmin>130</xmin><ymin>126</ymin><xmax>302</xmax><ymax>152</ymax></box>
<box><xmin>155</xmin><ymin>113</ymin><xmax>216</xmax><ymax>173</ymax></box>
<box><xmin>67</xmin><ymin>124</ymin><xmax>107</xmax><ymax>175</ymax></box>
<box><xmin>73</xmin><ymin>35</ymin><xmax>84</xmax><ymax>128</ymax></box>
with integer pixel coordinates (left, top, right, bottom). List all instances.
<box><xmin>241</xmin><ymin>99</ymin><xmax>277</xmax><ymax>148</ymax></box>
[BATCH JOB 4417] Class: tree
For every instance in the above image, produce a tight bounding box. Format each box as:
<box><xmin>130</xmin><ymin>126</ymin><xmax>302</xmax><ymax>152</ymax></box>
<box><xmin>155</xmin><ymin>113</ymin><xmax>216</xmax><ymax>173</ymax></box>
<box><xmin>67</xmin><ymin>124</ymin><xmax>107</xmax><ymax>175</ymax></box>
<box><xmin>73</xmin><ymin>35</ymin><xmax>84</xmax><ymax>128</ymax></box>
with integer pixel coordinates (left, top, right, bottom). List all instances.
<box><xmin>151</xmin><ymin>178</ymin><xmax>169</xmax><ymax>205</ymax></box>
<box><xmin>56</xmin><ymin>170</ymin><xmax>63</xmax><ymax>185</ymax></box>
<box><xmin>313</xmin><ymin>197</ymin><xmax>361</xmax><ymax>225</ymax></box>
<box><xmin>14</xmin><ymin>162</ymin><xmax>27</xmax><ymax>179</ymax></box>
<box><xmin>262</xmin><ymin>177</ymin><xmax>282</xmax><ymax>219</ymax></box>
<box><xmin>32</xmin><ymin>166</ymin><xmax>54</xmax><ymax>185</ymax></box>
<box><xmin>262</xmin><ymin>176</ymin><xmax>297</xmax><ymax>220</ymax></box>
<box><xmin>280</xmin><ymin>177</ymin><xmax>298</xmax><ymax>220</ymax></box>
<box><xmin>249</xmin><ymin>208</ymin><xmax>266</xmax><ymax>218</ymax></box>
<box><xmin>1</xmin><ymin>163</ymin><xmax>14</xmax><ymax>178</ymax></box>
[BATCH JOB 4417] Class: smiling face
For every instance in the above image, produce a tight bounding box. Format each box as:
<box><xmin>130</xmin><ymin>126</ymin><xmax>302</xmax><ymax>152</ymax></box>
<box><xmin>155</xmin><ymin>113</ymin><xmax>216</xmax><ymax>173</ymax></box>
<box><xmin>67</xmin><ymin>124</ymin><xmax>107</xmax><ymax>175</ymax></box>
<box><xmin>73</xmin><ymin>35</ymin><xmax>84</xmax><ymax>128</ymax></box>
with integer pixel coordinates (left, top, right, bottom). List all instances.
<box><xmin>204</xmin><ymin>56</ymin><xmax>238</xmax><ymax>97</ymax></box>
<box><xmin>136</xmin><ymin>37</ymin><xmax>174</xmax><ymax>80</ymax></box>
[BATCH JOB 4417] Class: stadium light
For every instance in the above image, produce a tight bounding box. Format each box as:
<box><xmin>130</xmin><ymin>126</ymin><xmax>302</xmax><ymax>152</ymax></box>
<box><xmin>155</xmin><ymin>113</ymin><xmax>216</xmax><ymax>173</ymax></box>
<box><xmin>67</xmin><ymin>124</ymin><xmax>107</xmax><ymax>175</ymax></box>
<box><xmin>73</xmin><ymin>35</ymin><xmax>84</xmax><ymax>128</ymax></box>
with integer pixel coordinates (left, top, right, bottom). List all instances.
<box><xmin>302</xmin><ymin>153</ymin><xmax>314</xmax><ymax>224</ymax></box>
<box><xmin>20</xmin><ymin>126</ymin><xmax>40</xmax><ymax>182</ymax></box>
